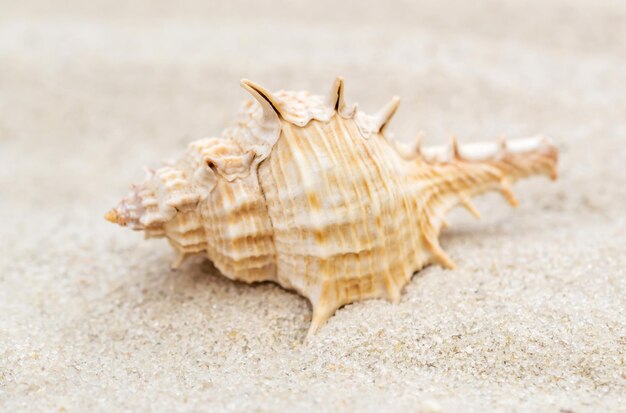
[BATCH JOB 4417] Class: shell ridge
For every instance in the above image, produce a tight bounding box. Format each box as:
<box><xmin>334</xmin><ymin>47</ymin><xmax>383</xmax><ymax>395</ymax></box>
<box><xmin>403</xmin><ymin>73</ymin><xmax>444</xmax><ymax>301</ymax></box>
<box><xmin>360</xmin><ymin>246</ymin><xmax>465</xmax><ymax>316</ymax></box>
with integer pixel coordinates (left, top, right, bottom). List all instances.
<box><xmin>314</xmin><ymin>118</ymin><xmax>369</xmax><ymax>305</ymax></box>
<box><xmin>350</xmin><ymin>125</ymin><xmax>405</xmax><ymax>300</ymax></box>
<box><xmin>330</xmin><ymin>117</ymin><xmax>376</xmax><ymax>299</ymax></box>
<box><xmin>339</xmin><ymin>118</ymin><xmax>402</xmax><ymax>297</ymax></box>
<box><xmin>371</xmin><ymin>137</ymin><xmax>416</xmax><ymax>297</ymax></box>
<box><xmin>291</xmin><ymin>122</ymin><xmax>348</xmax><ymax>306</ymax></box>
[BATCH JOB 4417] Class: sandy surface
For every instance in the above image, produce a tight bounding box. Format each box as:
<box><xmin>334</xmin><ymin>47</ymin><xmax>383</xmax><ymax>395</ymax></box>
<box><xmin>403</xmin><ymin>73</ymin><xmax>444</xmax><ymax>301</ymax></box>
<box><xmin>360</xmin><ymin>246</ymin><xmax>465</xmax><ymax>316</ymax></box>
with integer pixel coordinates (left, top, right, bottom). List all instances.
<box><xmin>1</xmin><ymin>0</ymin><xmax>625</xmax><ymax>411</ymax></box>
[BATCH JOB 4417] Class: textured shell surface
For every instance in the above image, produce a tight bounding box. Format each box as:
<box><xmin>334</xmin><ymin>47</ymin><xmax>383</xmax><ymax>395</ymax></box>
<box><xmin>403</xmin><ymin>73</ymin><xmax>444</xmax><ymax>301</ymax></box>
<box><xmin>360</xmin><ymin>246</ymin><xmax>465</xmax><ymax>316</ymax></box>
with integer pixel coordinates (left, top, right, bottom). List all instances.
<box><xmin>106</xmin><ymin>77</ymin><xmax>558</xmax><ymax>337</ymax></box>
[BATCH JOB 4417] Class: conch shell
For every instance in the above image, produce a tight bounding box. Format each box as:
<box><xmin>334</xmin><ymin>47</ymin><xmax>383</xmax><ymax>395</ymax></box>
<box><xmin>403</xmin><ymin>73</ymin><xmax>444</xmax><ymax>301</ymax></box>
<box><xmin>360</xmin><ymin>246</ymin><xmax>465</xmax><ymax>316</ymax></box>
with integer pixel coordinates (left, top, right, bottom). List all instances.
<box><xmin>106</xmin><ymin>77</ymin><xmax>558</xmax><ymax>337</ymax></box>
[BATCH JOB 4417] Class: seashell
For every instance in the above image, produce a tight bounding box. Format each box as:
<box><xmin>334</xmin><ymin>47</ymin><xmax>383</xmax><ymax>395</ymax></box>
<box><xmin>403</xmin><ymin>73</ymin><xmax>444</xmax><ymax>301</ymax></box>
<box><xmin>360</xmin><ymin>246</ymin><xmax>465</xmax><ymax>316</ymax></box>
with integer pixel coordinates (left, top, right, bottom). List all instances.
<box><xmin>106</xmin><ymin>77</ymin><xmax>558</xmax><ymax>337</ymax></box>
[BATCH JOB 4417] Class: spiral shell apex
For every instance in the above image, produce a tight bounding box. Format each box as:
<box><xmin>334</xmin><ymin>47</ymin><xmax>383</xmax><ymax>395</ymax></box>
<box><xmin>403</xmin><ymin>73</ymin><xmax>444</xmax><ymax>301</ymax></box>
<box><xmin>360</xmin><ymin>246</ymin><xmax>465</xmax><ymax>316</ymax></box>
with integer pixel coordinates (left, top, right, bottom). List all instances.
<box><xmin>106</xmin><ymin>77</ymin><xmax>558</xmax><ymax>337</ymax></box>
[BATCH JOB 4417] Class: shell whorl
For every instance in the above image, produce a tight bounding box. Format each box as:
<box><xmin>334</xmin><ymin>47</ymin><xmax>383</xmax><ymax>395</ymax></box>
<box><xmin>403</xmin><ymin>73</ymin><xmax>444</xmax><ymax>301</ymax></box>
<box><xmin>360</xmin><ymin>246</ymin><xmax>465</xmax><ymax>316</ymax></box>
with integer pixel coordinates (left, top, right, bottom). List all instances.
<box><xmin>106</xmin><ymin>166</ymin><xmax>199</xmax><ymax>232</ymax></box>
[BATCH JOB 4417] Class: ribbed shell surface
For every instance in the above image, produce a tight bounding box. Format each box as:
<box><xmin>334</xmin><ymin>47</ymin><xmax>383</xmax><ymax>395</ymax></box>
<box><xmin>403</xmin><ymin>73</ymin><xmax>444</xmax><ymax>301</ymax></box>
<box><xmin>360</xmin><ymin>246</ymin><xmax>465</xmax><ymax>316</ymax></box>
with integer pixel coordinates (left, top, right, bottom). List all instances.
<box><xmin>258</xmin><ymin>115</ymin><xmax>429</xmax><ymax>319</ymax></box>
<box><xmin>200</xmin><ymin>172</ymin><xmax>276</xmax><ymax>284</ymax></box>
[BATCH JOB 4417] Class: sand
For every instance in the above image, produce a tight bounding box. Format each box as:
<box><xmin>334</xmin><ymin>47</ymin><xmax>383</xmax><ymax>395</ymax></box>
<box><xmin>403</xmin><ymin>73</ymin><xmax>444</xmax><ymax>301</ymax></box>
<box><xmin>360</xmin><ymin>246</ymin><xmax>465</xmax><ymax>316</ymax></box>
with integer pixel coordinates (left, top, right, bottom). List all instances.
<box><xmin>1</xmin><ymin>0</ymin><xmax>625</xmax><ymax>411</ymax></box>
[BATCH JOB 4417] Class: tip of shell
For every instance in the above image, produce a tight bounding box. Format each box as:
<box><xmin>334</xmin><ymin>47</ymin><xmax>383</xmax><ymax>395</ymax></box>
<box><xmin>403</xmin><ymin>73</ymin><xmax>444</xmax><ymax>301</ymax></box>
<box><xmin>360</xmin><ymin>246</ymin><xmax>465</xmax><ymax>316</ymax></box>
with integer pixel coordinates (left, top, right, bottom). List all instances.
<box><xmin>104</xmin><ymin>208</ymin><xmax>119</xmax><ymax>224</ymax></box>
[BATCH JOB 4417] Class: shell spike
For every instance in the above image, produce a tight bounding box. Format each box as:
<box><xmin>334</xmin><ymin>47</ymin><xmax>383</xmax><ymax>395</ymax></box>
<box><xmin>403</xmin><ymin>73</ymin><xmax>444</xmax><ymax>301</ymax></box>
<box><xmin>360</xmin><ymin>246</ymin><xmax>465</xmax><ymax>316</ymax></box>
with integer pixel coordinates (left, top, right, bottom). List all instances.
<box><xmin>306</xmin><ymin>297</ymin><xmax>340</xmax><ymax>340</ymax></box>
<box><xmin>459</xmin><ymin>193</ymin><xmax>481</xmax><ymax>219</ymax></box>
<box><xmin>329</xmin><ymin>76</ymin><xmax>357</xmax><ymax>117</ymax></box>
<box><xmin>240</xmin><ymin>79</ymin><xmax>283</xmax><ymax>121</ymax></box>
<box><xmin>374</xmin><ymin>96</ymin><xmax>400</xmax><ymax>134</ymax></box>
<box><xmin>541</xmin><ymin>135</ymin><xmax>559</xmax><ymax>180</ymax></box>
<box><xmin>328</xmin><ymin>76</ymin><xmax>346</xmax><ymax>112</ymax></box>
<box><xmin>414</xmin><ymin>131</ymin><xmax>425</xmax><ymax>157</ymax></box>
<box><xmin>170</xmin><ymin>250</ymin><xmax>186</xmax><ymax>271</ymax></box>
<box><xmin>498</xmin><ymin>135</ymin><xmax>508</xmax><ymax>154</ymax></box>
<box><xmin>386</xmin><ymin>281</ymin><xmax>402</xmax><ymax>304</ymax></box>
<box><xmin>450</xmin><ymin>135</ymin><xmax>461</xmax><ymax>160</ymax></box>
<box><xmin>500</xmin><ymin>180</ymin><xmax>519</xmax><ymax>207</ymax></box>
<box><xmin>427</xmin><ymin>238</ymin><xmax>457</xmax><ymax>269</ymax></box>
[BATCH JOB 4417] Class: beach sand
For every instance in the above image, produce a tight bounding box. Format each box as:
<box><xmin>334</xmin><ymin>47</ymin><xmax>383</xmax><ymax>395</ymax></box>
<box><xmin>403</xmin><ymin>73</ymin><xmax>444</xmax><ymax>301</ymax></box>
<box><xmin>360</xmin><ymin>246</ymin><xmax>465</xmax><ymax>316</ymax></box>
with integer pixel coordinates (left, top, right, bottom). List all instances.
<box><xmin>1</xmin><ymin>0</ymin><xmax>624</xmax><ymax>411</ymax></box>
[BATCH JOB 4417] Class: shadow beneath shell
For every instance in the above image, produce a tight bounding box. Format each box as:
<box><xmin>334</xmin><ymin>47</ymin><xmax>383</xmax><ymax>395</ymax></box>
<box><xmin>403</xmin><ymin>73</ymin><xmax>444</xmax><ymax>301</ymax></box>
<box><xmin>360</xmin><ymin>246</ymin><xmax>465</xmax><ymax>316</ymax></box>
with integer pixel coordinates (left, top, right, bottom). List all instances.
<box><xmin>153</xmin><ymin>256</ymin><xmax>312</xmax><ymax>342</ymax></box>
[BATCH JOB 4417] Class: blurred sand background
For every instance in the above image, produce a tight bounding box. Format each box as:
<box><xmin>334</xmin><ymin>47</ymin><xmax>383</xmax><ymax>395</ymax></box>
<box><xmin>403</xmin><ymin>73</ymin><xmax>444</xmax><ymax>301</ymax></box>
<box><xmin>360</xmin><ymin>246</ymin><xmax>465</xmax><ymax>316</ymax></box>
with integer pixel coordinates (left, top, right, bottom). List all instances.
<box><xmin>1</xmin><ymin>0</ymin><xmax>625</xmax><ymax>411</ymax></box>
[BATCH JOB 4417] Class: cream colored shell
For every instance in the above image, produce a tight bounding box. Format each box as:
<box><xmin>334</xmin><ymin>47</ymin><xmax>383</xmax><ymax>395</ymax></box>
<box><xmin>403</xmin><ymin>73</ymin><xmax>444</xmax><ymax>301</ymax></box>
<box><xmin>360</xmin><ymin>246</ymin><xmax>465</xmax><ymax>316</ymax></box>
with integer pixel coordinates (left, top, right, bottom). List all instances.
<box><xmin>106</xmin><ymin>77</ymin><xmax>558</xmax><ymax>337</ymax></box>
